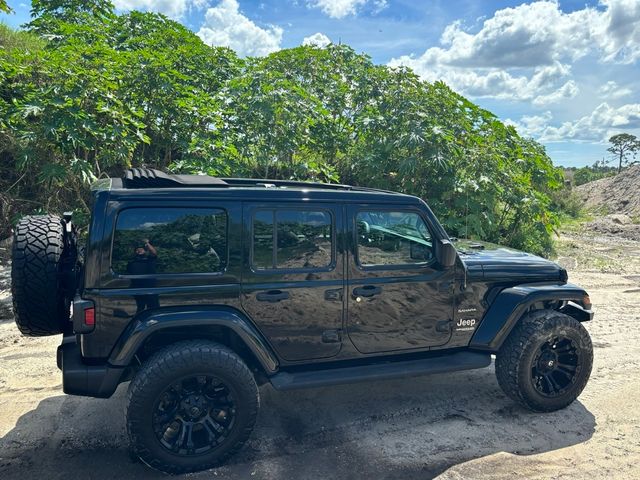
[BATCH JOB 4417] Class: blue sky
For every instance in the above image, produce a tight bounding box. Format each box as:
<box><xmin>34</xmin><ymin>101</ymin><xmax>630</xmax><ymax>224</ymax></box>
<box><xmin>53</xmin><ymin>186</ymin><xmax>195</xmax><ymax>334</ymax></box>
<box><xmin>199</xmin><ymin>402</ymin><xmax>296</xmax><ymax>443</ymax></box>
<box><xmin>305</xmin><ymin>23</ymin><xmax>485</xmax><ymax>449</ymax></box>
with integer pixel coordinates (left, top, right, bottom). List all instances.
<box><xmin>3</xmin><ymin>0</ymin><xmax>640</xmax><ymax>167</ymax></box>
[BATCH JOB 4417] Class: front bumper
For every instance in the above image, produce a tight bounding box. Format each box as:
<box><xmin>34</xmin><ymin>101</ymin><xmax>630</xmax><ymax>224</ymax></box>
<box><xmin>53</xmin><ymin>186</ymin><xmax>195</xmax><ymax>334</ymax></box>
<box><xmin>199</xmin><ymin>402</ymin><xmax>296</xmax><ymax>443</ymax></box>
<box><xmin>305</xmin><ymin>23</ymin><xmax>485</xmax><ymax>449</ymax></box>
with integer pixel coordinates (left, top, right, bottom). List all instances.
<box><xmin>57</xmin><ymin>336</ymin><xmax>125</xmax><ymax>398</ymax></box>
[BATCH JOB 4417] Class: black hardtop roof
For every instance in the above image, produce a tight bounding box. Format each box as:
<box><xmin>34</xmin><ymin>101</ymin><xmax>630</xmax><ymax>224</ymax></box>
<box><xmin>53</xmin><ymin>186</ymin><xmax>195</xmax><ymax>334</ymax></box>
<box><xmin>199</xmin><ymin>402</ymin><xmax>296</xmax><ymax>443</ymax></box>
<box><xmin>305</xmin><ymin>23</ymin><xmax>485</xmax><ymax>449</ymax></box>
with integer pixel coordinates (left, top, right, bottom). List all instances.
<box><xmin>121</xmin><ymin>168</ymin><xmax>396</xmax><ymax>193</ymax></box>
<box><xmin>99</xmin><ymin>168</ymin><xmax>419</xmax><ymax>204</ymax></box>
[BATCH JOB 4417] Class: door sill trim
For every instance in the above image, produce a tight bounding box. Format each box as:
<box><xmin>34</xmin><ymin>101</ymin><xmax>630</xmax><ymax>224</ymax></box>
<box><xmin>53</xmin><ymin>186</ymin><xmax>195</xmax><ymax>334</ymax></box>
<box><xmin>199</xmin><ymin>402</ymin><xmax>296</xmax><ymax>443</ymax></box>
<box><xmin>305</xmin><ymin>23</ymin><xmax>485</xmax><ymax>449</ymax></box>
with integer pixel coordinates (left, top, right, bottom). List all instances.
<box><xmin>269</xmin><ymin>351</ymin><xmax>490</xmax><ymax>391</ymax></box>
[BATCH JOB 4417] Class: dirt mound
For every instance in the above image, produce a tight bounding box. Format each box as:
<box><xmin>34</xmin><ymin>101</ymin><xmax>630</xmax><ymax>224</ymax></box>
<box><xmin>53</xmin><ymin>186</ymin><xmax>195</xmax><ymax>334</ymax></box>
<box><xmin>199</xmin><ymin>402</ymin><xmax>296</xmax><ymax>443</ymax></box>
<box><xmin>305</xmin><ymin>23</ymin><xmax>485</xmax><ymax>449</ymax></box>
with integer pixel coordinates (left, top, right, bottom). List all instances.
<box><xmin>576</xmin><ymin>164</ymin><xmax>640</xmax><ymax>215</ymax></box>
<box><xmin>586</xmin><ymin>214</ymin><xmax>640</xmax><ymax>242</ymax></box>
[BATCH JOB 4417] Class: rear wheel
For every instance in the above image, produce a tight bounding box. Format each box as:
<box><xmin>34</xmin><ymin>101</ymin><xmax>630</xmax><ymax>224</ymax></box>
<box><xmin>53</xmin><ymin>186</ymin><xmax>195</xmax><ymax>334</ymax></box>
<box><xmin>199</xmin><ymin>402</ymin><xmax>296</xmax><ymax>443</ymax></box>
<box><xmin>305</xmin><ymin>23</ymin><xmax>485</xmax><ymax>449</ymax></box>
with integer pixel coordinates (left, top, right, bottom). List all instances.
<box><xmin>495</xmin><ymin>310</ymin><xmax>593</xmax><ymax>412</ymax></box>
<box><xmin>126</xmin><ymin>341</ymin><xmax>259</xmax><ymax>474</ymax></box>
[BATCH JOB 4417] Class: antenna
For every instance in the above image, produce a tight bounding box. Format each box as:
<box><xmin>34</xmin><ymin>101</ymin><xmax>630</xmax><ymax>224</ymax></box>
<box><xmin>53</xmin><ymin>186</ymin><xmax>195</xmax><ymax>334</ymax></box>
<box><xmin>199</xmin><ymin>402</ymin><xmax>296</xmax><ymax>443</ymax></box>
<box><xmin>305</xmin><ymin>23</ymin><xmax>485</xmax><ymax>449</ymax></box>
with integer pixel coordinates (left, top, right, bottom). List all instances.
<box><xmin>465</xmin><ymin>185</ymin><xmax>469</xmax><ymax>239</ymax></box>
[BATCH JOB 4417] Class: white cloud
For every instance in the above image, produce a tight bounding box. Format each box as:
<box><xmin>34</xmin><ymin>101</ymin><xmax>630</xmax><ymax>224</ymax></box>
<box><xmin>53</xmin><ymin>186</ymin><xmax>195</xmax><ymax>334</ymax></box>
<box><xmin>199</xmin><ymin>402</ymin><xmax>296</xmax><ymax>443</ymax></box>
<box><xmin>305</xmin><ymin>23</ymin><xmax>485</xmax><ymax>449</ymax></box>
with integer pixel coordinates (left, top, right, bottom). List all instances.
<box><xmin>302</xmin><ymin>32</ymin><xmax>331</xmax><ymax>48</ymax></box>
<box><xmin>389</xmin><ymin>0</ymin><xmax>640</xmax><ymax>101</ymax></box>
<box><xmin>196</xmin><ymin>0</ymin><xmax>283</xmax><ymax>57</ymax></box>
<box><xmin>388</xmin><ymin>59</ymin><xmax>573</xmax><ymax>103</ymax></box>
<box><xmin>114</xmin><ymin>0</ymin><xmax>194</xmax><ymax>18</ymax></box>
<box><xmin>533</xmin><ymin>80</ymin><xmax>579</xmax><ymax>107</ymax></box>
<box><xmin>505</xmin><ymin>111</ymin><xmax>553</xmax><ymax>138</ymax></box>
<box><xmin>410</xmin><ymin>3</ymin><xmax>595</xmax><ymax>69</ymax></box>
<box><xmin>372</xmin><ymin>0</ymin><xmax>388</xmax><ymax>13</ymax></box>
<box><xmin>510</xmin><ymin>103</ymin><xmax>640</xmax><ymax>143</ymax></box>
<box><xmin>308</xmin><ymin>0</ymin><xmax>386</xmax><ymax>19</ymax></box>
<box><xmin>596</xmin><ymin>0</ymin><xmax>640</xmax><ymax>63</ymax></box>
<box><xmin>599</xmin><ymin>81</ymin><xmax>633</xmax><ymax>100</ymax></box>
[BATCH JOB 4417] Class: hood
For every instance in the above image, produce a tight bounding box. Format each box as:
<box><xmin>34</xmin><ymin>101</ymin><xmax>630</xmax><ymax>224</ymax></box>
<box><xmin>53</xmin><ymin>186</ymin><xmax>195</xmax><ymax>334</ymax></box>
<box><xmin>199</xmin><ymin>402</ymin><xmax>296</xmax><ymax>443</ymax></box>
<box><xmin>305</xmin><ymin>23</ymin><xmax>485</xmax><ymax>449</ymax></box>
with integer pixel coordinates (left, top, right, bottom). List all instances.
<box><xmin>454</xmin><ymin>239</ymin><xmax>567</xmax><ymax>283</ymax></box>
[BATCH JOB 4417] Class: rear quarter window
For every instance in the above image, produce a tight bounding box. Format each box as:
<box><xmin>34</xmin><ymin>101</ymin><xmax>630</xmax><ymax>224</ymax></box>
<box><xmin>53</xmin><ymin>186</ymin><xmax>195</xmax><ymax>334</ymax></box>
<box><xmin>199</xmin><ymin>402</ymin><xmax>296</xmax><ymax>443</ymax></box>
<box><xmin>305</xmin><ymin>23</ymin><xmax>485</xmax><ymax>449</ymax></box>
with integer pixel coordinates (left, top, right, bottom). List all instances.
<box><xmin>111</xmin><ymin>208</ymin><xmax>227</xmax><ymax>275</ymax></box>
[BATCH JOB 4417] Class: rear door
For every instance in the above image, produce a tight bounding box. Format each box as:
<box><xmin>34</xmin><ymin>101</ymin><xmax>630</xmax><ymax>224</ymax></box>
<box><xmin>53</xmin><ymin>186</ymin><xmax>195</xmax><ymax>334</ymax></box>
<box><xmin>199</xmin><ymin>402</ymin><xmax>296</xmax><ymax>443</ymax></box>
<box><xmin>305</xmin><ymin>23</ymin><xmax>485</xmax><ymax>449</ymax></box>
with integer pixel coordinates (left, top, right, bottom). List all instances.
<box><xmin>346</xmin><ymin>205</ymin><xmax>454</xmax><ymax>353</ymax></box>
<box><xmin>241</xmin><ymin>203</ymin><xmax>344</xmax><ymax>362</ymax></box>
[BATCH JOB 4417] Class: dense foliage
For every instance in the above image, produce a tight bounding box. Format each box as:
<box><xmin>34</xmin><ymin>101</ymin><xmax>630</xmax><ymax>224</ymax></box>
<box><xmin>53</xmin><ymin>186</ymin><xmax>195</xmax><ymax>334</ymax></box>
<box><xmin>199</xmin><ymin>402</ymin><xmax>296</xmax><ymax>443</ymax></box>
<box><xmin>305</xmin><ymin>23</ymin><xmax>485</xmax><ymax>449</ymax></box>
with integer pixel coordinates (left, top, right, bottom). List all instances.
<box><xmin>565</xmin><ymin>160</ymin><xmax>617</xmax><ymax>187</ymax></box>
<box><xmin>1</xmin><ymin>1</ymin><xmax>564</xmax><ymax>255</ymax></box>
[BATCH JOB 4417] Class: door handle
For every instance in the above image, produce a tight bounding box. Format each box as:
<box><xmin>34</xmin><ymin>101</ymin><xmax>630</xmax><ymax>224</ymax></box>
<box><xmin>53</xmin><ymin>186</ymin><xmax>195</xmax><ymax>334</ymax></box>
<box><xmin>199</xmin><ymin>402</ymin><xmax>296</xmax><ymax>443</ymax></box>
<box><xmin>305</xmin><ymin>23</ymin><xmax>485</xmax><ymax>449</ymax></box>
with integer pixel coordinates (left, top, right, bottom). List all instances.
<box><xmin>353</xmin><ymin>285</ymin><xmax>382</xmax><ymax>298</ymax></box>
<box><xmin>256</xmin><ymin>290</ymin><xmax>290</xmax><ymax>302</ymax></box>
<box><xmin>324</xmin><ymin>288</ymin><xmax>342</xmax><ymax>301</ymax></box>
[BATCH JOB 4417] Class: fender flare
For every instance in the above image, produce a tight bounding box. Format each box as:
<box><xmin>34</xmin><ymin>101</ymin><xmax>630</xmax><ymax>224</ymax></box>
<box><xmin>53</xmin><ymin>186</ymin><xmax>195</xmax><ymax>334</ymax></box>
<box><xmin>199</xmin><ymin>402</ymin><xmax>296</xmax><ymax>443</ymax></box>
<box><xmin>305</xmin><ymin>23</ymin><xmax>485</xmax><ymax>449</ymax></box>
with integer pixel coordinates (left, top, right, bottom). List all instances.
<box><xmin>107</xmin><ymin>306</ymin><xmax>279</xmax><ymax>373</ymax></box>
<box><xmin>469</xmin><ymin>283</ymin><xmax>593</xmax><ymax>352</ymax></box>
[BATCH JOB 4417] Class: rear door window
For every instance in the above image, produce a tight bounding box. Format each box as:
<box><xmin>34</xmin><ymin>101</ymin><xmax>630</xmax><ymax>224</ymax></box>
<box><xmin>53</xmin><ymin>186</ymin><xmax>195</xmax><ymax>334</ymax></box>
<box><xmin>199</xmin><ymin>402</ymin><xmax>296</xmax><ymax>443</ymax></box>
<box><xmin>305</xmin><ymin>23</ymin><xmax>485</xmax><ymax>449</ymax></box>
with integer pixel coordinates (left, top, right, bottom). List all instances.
<box><xmin>252</xmin><ymin>209</ymin><xmax>333</xmax><ymax>271</ymax></box>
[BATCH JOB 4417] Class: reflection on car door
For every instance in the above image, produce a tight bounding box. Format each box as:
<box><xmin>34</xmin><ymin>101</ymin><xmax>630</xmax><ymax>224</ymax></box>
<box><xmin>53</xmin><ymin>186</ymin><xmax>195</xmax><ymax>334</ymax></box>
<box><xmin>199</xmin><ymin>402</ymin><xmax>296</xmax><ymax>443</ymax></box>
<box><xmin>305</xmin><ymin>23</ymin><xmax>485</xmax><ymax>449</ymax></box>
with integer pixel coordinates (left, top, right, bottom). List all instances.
<box><xmin>241</xmin><ymin>203</ymin><xmax>345</xmax><ymax>362</ymax></box>
<box><xmin>346</xmin><ymin>206</ymin><xmax>454</xmax><ymax>353</ymax></box>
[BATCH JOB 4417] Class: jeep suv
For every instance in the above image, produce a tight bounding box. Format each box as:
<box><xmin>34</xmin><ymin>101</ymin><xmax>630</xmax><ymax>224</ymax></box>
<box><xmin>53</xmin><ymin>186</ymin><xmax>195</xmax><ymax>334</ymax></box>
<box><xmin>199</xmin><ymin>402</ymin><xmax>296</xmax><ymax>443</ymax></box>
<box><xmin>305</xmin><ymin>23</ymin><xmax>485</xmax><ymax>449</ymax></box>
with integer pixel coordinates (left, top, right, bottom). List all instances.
<box><xmin>11</xmin><ymin>168</ymin><xmax>594</xmax><ymax>473</ymax></box>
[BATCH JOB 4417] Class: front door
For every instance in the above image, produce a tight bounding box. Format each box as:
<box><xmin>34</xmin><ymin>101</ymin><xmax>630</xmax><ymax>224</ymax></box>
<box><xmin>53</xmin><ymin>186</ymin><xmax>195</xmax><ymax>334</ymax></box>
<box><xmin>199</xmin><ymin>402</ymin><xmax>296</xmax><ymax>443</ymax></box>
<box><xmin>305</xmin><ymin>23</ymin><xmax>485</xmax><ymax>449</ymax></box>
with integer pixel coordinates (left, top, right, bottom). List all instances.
<box><xmin>241</xmin><ymin>203</ymin><xmax>344</xmax><ymax>362</ymax></box>
<box><xmin>347</xmin><ymin>206</ymin><xmax>454</xmax><ymax>354</ymax></box>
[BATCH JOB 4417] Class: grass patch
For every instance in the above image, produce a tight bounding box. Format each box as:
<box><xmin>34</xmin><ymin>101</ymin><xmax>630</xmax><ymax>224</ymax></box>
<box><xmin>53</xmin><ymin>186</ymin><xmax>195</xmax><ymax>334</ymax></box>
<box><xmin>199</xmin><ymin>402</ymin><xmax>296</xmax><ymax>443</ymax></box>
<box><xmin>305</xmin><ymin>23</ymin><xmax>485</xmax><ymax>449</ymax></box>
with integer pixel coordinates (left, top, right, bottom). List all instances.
<box><xmin>557</xmin><ymin>212</ymin><xmax>594</xmax><ymax>233</ymax></box>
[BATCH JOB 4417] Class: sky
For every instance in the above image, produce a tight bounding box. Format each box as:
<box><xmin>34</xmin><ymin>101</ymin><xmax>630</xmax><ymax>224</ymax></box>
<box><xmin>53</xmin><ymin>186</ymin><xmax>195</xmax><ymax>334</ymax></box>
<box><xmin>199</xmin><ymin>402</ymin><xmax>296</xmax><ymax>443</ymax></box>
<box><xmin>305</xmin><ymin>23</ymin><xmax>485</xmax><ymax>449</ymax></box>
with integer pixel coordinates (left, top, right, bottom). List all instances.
<box><xmin>2</xmin><ymin>0</ymin><xmax>640</xmax><ymax>168</ymax></box>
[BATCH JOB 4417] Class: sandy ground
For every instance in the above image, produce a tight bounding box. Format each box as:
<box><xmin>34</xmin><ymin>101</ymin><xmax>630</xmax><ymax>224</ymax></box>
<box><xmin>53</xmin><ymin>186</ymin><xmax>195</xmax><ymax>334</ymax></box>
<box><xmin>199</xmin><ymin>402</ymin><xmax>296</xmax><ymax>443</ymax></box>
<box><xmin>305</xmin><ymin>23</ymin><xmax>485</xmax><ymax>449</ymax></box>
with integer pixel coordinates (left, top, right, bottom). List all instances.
<box><xmin>575</xmin><ymin>164</ymin><xmax>640</xmax><ymax>217</ymax></box>
<box><xmin>1</xmin><ymin>229</ymin><xmax>639</xmax><ymax>479</ymax></box>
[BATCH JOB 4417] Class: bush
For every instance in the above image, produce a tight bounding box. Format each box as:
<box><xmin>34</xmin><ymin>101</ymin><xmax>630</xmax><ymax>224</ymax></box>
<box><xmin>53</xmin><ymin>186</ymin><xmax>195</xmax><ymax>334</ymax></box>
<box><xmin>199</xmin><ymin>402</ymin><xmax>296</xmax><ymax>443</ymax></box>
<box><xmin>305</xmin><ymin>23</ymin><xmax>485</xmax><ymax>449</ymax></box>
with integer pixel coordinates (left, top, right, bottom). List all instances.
<box><xmin>1</xmin><ymin>6</ymin><xmax>562</xmax><ymax>257</ymax></box>
<box><xmin>549</xmin><ymin>188</ymin><xmax>583</xmax><ymax>219</ymax></box>
<box><xmin>570</xmin><ymin>165</ymin><xmax>616</xmax><ymax>186</ymax></box>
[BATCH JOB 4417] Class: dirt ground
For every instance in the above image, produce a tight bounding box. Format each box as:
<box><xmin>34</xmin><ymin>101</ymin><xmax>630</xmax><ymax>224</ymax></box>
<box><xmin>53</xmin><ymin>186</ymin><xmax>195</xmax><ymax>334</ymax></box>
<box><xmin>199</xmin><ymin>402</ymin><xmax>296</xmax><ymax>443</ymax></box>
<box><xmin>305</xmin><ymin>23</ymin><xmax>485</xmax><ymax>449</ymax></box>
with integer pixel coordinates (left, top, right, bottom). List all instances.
<box><xmin>575</xmin><ymin>164</ymin><xmax>640</xmax><ymax>217</ymax></box>
<box><xmin>1</xmin><ymin>226</ymin><xmax>639</xmax><ymax>479</ymax></box>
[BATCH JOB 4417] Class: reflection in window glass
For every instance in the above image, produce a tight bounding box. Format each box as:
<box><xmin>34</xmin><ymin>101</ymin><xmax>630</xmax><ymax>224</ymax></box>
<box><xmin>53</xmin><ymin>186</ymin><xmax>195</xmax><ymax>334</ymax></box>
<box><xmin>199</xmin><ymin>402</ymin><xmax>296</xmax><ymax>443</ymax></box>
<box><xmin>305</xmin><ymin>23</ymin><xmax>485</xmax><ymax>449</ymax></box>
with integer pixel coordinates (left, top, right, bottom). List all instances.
<box><xmin>276</xmin><ymin>210</ymin><xmax>331</xmax><ymax>269</ymax></box>
<box><xmin>112</xmin><ymin>208</ymin><xmax>227</xmax><ymax>274</ymax></box>
<box><xmin>252</xmin><ymin>210</ymin><xmax>274</xmax><ymax>270</ymax></box>
<box><xmin>252</xmin><ymin>210</ymin><xmax>333</xmax><ymax>270</ymax></box>
<box><xmin>356</xmin><ymin>211</ymin><xmax>433</xmax><ymax>266</ymax></box>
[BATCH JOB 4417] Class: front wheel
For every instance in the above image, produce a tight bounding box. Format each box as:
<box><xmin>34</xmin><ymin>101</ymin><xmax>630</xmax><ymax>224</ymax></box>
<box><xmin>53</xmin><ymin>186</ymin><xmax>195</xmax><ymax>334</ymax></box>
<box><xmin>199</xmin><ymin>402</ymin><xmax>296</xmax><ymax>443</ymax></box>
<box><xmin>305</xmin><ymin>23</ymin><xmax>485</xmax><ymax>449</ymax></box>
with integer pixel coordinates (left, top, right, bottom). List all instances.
<box><xmin>495</xmin><ymin>310</ymin><xmax>593</xmax><ymax>412</ymax></box>
<box><xmin>126</xmin><ymin>341</ymin><xmax>259</xmax><ymax>474</ymax></box>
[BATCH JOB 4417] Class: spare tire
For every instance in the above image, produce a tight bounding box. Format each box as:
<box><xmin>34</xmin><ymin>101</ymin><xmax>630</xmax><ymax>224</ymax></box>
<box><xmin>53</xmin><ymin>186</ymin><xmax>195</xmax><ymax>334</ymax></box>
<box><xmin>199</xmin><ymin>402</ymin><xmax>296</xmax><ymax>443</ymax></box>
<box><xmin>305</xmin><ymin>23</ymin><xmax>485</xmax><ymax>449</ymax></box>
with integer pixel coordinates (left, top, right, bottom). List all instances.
<box><xmin>11</xmin><ymin>215</ymin><xmax>71</xmax><ymax>336</ymax></box>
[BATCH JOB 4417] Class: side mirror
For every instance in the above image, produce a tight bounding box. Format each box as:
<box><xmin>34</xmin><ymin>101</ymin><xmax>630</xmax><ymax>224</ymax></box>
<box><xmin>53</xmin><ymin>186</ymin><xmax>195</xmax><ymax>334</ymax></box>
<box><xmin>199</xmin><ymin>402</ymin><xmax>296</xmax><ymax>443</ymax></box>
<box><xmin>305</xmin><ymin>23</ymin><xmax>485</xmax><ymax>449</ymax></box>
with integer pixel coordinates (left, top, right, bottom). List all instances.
<box><xmin>436</xmin><ymin>239</ymin><xmax>457</xmax><ymax>268</ymax></box>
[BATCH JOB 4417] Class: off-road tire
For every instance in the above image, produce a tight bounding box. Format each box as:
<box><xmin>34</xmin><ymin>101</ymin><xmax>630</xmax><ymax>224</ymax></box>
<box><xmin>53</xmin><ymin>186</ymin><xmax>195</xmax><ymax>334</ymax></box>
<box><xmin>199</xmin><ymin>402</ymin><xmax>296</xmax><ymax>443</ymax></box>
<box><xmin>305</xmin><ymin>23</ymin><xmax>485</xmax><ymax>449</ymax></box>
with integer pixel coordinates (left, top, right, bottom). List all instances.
<box><xmin>11</xmin><ymin>215</ymin><xmax>70</xmax><ymax>336</ymax></box>
<box><xmin>126</xmin><ymin>340</ymin><xmax>259</xmax><ymax>474</ymax></box>
<box><xmin>495</xmin><ymin>309</ymin><xmax>593</xmax><ymax>412</ymax></box>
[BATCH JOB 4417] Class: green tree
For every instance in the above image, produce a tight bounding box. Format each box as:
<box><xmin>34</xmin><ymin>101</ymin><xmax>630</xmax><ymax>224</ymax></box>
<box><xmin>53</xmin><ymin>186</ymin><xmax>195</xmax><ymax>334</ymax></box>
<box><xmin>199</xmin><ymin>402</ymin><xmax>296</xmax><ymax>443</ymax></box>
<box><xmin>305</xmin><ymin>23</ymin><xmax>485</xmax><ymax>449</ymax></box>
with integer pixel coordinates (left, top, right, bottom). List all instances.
<box><xmin>27</xmin><ymin>0</ymin><xmax>115</xmax><ymax>34</ymax></box>
<box><xmin>0</xmin><ymin>10</ymin><xmax>564</xmax><ymax>256</ymax></box>
<box><xmin>107</xmin><ymin>12</ymin><xmax>241</xmax><ymax>171</ymax></box>
<box><xmin>607</xmin><ymin>133</ymin><xmax>640</xmax><ymax>174</ymax></box>
<box><xmin>0</xmin><ymin>1</ymin><xmax>12</xmax><ymax>13</ymax></box>
<box><xmin>572</xmin><ymin>160</ymin><xmax>616</xmax><ymax>186</ymax></box>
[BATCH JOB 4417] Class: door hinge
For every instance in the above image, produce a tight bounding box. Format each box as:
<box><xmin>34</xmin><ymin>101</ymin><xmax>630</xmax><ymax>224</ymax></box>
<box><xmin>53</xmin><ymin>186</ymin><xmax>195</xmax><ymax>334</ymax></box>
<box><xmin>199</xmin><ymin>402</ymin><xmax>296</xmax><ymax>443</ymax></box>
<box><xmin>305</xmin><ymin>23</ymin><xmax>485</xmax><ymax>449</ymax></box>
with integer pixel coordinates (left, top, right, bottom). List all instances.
<box><xmin>436</xmin><ymin>320</ymin><xmax>452</xmax><ymax>333</ymax></box>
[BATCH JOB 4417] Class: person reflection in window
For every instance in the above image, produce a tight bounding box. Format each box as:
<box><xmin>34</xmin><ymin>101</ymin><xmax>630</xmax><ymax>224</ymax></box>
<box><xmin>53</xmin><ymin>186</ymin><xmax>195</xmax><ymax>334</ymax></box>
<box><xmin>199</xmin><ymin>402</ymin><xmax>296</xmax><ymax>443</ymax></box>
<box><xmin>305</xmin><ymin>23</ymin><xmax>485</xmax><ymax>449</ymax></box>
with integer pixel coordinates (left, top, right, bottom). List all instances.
<box><xmin>127</xmin><ymin>239</ymin><xmax>160</xmax><ymax>313</ymax></box>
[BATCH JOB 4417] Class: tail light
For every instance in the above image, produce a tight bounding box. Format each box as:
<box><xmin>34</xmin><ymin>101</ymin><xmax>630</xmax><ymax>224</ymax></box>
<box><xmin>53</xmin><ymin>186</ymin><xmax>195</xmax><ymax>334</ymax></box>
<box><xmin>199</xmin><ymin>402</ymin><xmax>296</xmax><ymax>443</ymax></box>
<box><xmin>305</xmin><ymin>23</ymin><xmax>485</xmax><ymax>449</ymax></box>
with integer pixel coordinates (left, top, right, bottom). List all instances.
<box><xmin>72</xmin><ymin>297</ymin><xmax>96</xmax><ymax>333</ymax></box>
<box><xmin>84</xmin><ymin>307</ymin><xmax>95</xmax><ymax>326</ymax></box>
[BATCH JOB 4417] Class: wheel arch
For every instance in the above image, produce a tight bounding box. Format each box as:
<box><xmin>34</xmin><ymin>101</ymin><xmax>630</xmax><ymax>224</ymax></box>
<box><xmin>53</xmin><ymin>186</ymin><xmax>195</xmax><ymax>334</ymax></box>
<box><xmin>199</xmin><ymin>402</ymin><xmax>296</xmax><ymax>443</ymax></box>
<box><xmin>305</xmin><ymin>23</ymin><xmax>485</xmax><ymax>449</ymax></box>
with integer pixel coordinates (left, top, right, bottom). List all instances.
<box><xmin>108</xmin><ymin>306</ymin><xmax>279</xmax><ymax>376</ymax></box>
<box><xmin>469</xmin><ymin>283</ymin><xmax>593</xmax><ymax>352</ymax></box>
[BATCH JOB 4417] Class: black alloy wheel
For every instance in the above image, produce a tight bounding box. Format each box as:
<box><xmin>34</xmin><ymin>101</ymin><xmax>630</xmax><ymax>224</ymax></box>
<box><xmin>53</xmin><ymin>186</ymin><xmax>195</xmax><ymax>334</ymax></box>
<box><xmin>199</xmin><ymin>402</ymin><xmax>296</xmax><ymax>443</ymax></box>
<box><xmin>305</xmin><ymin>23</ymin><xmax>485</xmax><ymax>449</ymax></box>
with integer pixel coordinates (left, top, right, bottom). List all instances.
<box><xmin>495</xmin><ymin>309</ymin><xmax>593</xmax><ymax>412</ymax></box>
<box><xmin>153</xmin><ymin>375</ymin><xmax>237</xmax><ymax>456</ymax></box>
<box><xmin>531</xmin><ymin>335</ymin><xmax>580</xmax><ymax>397</ymax></box>
<box><xmin>126</xmin><ymin>341</ymin><xmax>259</xmax><ymax>474</ymax></box>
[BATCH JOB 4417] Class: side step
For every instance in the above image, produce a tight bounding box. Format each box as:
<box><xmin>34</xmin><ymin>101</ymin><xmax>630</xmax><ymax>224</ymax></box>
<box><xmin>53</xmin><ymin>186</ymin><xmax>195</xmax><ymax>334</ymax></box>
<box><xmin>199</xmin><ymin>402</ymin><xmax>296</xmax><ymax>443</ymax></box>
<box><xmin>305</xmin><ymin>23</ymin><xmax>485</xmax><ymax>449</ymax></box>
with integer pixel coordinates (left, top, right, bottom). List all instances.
<box><xmin>269</xmin><ymin>351</ymin><xmax>491</xmax><ymax>391</ymax></box>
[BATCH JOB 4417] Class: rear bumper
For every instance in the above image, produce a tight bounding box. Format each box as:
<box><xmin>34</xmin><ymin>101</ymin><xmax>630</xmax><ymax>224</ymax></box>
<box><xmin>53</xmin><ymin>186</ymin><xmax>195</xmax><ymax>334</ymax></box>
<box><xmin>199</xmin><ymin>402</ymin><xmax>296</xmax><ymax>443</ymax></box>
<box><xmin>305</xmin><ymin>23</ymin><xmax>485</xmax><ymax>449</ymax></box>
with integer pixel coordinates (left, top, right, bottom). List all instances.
<box><xmin>57</xmin><ymin>336</ymin><xmax>124</xmax><ymax>398</ymax></box>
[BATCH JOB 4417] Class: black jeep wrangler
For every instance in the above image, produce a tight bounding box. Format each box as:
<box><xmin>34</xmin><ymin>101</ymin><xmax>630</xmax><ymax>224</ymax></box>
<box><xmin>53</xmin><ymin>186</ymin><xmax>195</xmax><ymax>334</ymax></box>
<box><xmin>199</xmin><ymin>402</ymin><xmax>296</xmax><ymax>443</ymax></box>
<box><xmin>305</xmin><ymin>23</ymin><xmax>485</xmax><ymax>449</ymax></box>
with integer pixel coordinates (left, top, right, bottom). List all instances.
<box><xmin>11</xmin><ymin>168</ymin><xmax>594</xmax><ymax>473</ymax></box>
